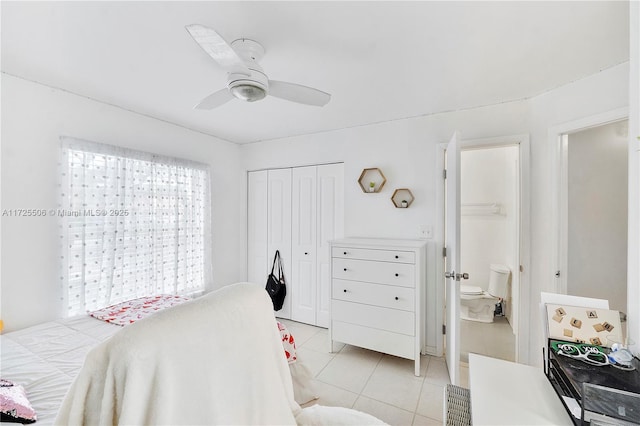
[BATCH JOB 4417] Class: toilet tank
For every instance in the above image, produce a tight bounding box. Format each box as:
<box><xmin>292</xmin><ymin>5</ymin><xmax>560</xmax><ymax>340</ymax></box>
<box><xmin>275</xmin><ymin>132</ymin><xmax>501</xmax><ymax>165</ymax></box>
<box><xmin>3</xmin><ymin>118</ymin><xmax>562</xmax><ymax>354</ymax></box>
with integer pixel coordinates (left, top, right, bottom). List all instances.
<box><xmin>488</xmin><ymin>264</ymin><xmax>510</xmax><ymax>298</ymax></box>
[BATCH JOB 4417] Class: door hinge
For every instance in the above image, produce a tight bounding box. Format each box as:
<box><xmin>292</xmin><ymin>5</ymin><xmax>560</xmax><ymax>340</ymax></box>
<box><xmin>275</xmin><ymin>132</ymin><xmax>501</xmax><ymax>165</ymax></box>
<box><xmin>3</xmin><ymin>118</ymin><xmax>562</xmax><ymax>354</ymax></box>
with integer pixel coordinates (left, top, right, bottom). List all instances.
<box><xmin>520</xmin><ymin>265</ymin><xmax>524</xmax><ymax>273</ymax></box>
<box><xmin>443</xmin><ymin>169</ymin><xmax>447</xmax><ymax>179</ymax></box>
<box><xmin>442</xmin><ymin>246</ymin><xmax>447</xmax><ymax>257</ymax></box>
<box><xmin>442</xmin><ymin>324</ymin><xmax>446</xmax><ymax>335</ymax></box>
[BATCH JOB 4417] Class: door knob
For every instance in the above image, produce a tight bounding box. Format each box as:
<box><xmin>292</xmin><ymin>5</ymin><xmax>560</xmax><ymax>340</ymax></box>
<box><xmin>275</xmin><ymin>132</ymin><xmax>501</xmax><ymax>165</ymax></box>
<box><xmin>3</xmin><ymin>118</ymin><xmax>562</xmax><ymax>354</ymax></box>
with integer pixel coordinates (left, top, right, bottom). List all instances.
<box><xmin>445</xmin><ymin>271</ymin><xmax>469</xmax><ymax>281</ymax></box>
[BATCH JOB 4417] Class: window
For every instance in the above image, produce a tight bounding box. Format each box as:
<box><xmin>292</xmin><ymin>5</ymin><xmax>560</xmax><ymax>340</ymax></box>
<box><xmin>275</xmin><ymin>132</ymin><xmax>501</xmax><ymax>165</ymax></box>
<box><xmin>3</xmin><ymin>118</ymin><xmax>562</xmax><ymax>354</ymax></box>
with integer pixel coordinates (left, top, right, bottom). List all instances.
<box><xmin>60</xmin><ymin>137</ymin><xmax>210</xmax><ymax>316</ymax></box>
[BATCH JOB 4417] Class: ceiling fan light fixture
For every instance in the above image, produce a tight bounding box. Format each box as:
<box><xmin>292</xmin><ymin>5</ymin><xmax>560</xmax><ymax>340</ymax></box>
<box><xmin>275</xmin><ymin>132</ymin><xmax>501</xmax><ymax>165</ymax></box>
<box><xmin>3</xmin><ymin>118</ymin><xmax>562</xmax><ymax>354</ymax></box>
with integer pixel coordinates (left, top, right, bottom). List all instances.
<box><xmin>187</xmin><ymin>24</ymin><xmax>331</xmax><ymax>109</ymax></box>
<box><xmin>230</xmin><ymin>84</ymin><xmax>267</xmax><ymax>102</ymax></box>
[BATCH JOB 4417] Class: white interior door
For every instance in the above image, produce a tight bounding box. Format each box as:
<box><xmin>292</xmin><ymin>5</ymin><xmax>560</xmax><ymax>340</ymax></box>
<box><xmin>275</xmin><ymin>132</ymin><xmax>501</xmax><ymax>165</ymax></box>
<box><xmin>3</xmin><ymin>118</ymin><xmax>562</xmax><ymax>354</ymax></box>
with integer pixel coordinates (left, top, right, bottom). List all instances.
<box><xmin>268</xmin><ymin>169</ymin><xmax>292</xmax><ymax>319</ymax></box>
<box><xmin>247</xmin><ymin>171</ymin><xmax>268</xmax><ymax>285</ymax></box>
<box><xmin>291</xmin><ymin>166</ymin><xmax>318</xmax><ymax>325</ymax></box>
<box><xmin>316</xmin><ymin>163</ymin><xmax>344</xmax><ymax>328</ymax></box>
<box><xmin>445</xmin><ymin>131</ymin><xmax>462</xmax><ymax>385</ymax></box>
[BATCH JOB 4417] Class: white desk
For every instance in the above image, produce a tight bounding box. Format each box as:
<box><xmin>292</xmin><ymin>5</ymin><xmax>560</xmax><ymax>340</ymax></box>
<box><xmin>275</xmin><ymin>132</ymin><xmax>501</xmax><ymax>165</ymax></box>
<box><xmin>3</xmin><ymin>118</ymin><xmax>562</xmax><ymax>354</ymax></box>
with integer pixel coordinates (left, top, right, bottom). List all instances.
<box><xmin>469</xmin><ymin>353</ymin><xmax>573</xmax><ymax>425</ymax></box>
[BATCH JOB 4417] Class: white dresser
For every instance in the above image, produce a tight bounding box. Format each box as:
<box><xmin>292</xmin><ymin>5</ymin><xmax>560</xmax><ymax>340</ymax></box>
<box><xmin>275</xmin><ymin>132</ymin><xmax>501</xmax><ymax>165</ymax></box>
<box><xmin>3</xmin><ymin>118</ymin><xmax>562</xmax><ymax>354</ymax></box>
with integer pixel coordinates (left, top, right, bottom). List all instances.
<box><xmin>329</xmin><ymin>238</ymin><xmax>427</xmax><ymax>376</ymax></box>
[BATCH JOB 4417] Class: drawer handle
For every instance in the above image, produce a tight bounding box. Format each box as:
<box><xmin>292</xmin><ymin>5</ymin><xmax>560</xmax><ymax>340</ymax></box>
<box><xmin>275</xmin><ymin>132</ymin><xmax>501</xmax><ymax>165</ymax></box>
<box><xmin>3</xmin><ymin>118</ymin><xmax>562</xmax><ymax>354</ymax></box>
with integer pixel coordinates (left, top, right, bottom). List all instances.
<box><xmin>395</xmin><ymin>296</ymin><xmax>399</xmax><ymax>300</ymax></box>
<box><xmin>343</xmin><ymin>251</ymin><xmax>347</xmax><ymax>255</ymax></box>
<box><xmin>395</xmin><ymin>255</ymin><xmax>399</xmax><ymax>259</ymax></box>
<box><xmin>395</xmin><ymin>273</ymin><xmax>399</xmax><ymax>277</ymax></box>
<box><xmin>343</xmin><ymin>289</ymin><xmax>347</xmax><ymax>293</ymax></box>
<box><xmin>304</xmin><ymin>252</ymin><xmax>308</xmax><ymax>255</ymax></box>
<box><xmin>344</xmin><ymin>268</ymin><xmax>347</xmax><ymax>271</ymax></box>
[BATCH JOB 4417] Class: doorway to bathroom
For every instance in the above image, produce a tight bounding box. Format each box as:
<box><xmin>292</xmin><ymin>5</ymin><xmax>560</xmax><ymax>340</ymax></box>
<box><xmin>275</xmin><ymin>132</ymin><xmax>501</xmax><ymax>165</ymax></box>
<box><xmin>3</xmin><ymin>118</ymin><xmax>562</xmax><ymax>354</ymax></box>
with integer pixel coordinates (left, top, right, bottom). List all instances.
<box><xmin>458</xmin><ymin>144</ymin><xmax>520</xmax><ymax>364</ymax></box>
<box><xmin>438</xmin><ymin>133</ymin><xmax>530</xmax><ymax>384</ymax></box>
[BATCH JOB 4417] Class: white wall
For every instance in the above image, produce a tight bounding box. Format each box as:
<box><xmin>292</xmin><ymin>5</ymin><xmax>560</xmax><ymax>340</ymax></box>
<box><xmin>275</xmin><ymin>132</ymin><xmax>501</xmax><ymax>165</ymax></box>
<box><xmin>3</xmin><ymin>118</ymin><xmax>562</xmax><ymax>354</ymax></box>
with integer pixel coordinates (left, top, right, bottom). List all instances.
<box><xmin>567</xmin><ymin>121</ymin><xmax>628</xmax><ymax>313</ymax></box>
<box><xmin>241</xmin><ymin>102</ymin><xmax>530</xmax><ymax>242</ymax></box>
<box><xmin>460</xmin><ymin>146</ymin><xmax>518</xmax><ymax>323</ymax></box>
<box><xmin>1</xmin><ymin>74</ymin><xmax>242</xmax><ymax>332</ymax></box>
<box><xmin>461</xmin><ymin>146</ymin><xmax>518</xmax><ymax>289</ymax></box>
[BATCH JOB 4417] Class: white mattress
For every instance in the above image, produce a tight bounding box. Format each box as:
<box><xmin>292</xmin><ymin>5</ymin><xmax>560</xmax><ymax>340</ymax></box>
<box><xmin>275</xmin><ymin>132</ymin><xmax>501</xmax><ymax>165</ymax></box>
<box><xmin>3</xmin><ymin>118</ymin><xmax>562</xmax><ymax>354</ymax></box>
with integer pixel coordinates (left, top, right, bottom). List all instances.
<box><xmin>0</xmin><ymin>316</ymin><xmax>121</xmax><ymax>424</ymax></box>
<box><xmin>1</xmin><ymin>315</ymin><xmax>316</xmax><ymax>424</ymax></box>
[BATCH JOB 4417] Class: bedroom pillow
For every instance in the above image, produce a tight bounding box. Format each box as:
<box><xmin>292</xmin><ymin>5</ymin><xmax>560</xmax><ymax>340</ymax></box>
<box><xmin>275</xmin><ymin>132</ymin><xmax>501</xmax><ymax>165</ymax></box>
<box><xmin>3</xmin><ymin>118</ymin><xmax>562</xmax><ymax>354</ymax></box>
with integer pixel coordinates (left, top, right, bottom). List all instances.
<box><xmin>89</xmin><ymin>294</ymin><xmax>190</xmax><ymax>326</ymax></box>
<box><xmin>0</xmin><ymin>379</ymin><xmax>37</xmax><ymax>424</ymax></box>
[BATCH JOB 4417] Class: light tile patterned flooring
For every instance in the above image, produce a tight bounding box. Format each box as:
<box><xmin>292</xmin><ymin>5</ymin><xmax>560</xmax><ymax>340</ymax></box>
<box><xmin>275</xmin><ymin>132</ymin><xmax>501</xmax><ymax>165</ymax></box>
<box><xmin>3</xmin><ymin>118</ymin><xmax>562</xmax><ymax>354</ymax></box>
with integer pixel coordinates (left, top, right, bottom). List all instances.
<box><xmin>460</xmin><ymin>316</ymin><xmax>516</xmax><ymax>363</ymax></box>
<box><xmin>280</xmin><ymin>319</ymin><xmax>451</xmax><ymax>426</ymax></box>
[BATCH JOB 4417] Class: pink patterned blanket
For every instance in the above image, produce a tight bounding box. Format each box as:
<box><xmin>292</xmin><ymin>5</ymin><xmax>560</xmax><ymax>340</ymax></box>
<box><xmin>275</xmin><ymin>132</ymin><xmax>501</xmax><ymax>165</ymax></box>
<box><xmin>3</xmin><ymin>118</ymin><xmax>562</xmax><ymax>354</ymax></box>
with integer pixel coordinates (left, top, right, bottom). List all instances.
<box><xmin>89</xmin><ymin>295</ymin><xmax>190</xmax><ymax>325</ymax></box>
<box><xmin>89</xmin><ymin>295</ymin><xmax>297</xmax><ymax>364</ymax></box>
<box><xmin>277</xmin><ymin>321</ymin><xmax>297</xmax><ymax>364</ymax></box>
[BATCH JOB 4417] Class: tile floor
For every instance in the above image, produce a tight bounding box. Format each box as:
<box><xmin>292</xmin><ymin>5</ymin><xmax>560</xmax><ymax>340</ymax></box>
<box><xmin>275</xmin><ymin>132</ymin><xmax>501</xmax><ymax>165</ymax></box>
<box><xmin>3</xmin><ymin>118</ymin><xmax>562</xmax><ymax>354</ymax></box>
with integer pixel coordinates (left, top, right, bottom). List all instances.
<box><xmin>460</xmin><ymin>315</ymin><xmax>515</xmax><ymax>363</ymax></box>
<box><xmin>280</xmin><ymin>319</ymin><xmax>451</xmax><ymax>426</ymax></box>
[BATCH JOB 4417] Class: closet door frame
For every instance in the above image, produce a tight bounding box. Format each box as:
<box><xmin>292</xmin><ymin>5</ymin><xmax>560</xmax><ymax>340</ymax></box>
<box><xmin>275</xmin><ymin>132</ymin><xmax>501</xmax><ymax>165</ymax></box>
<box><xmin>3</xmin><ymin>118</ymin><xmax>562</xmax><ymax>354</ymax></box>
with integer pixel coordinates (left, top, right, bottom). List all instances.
<box><xmin>316</xmin><ymin>164</ymin><xmax>345</xmax><ymax>328</ymax></box>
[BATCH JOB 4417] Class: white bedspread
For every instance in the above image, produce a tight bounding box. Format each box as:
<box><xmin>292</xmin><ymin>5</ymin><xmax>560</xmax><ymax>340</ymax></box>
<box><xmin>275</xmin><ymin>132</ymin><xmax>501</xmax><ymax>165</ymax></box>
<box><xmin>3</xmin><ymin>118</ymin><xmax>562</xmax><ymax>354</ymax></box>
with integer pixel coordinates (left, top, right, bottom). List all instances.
<box><xmin>56</xmin><ymin>283</ymin><xmax>300</xmax><ymax>425</ymax></box>
<box><xmin>0</xmin><ymin>316</ymin><xmax>120</xmax><ymax>424</ymax></box>
<box><xmin>3</xmin><ymin>283</ymin><xmax>385</xmax><ymax>425</ymax></box>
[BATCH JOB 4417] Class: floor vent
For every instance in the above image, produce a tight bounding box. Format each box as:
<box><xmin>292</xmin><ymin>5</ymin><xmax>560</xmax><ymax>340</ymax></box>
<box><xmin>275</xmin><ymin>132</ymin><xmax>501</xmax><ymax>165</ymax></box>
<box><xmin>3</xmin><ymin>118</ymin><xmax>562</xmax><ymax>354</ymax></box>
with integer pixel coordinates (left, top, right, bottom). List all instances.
<box><xmin>445</xmin><ymin>384</ymin><xmax>472</xmax><ymax>426</ymax></box>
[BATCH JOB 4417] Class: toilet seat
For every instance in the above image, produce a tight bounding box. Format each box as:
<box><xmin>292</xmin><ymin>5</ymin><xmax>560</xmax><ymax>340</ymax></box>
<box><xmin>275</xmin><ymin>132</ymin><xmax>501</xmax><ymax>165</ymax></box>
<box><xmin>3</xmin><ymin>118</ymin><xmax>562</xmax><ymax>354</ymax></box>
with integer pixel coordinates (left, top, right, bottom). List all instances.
<box><xmin>460</xmin><ymin>284</ymin><xmax>498</xmax><ymax>301</ymax></box>
<box><xmin>461</xmin><ymin>285</ymin><xmax>484</xmax><ymax>295</ymax></box>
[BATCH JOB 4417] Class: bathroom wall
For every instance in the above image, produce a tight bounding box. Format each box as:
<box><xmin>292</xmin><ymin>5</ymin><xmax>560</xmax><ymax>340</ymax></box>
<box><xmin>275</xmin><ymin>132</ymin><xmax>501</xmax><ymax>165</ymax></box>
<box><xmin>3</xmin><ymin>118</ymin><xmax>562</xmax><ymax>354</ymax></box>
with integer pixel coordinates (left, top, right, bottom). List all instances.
<box><xmin>460</xmin><ymin>145</ymin><xmax>519</xmax><ymax>327</ymax></box>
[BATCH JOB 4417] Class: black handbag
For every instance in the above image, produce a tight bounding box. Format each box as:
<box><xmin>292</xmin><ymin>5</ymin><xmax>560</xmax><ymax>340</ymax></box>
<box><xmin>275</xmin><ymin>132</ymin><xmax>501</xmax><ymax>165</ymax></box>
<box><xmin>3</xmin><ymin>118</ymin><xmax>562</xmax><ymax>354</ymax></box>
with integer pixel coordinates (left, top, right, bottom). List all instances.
<box><xmin>265</xmin><ymin>250</ymin><xmax>286</xmax><ymax>311</ymax></box>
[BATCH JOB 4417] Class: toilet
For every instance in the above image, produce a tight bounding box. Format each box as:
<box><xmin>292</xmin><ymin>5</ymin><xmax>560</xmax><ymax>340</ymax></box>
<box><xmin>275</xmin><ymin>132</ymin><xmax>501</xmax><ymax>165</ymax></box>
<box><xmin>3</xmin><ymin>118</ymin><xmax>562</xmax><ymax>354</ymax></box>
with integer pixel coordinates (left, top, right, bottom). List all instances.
<box><xmin>460</xmin><ymin>264</ymin><xmax>510</xmax><ymax>323</ymax></box>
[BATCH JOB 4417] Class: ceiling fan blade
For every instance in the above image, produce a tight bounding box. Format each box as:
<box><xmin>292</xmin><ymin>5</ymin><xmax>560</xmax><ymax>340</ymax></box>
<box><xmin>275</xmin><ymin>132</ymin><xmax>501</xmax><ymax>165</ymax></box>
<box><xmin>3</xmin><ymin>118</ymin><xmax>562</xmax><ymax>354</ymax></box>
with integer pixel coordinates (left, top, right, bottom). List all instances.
<box><xmin>194</xmin><ymin>88</ymin><xmax>235</xmax><ymax>110</ymax></box>
<box><xmin>268</xmin><ymin>80</ymin><xmax>331</xmax><ymax>107</ymax></box>
<box><xmin>185</xmin><ymin>24</ymin><xmax>250</xmax><ymax>76</ymax></box>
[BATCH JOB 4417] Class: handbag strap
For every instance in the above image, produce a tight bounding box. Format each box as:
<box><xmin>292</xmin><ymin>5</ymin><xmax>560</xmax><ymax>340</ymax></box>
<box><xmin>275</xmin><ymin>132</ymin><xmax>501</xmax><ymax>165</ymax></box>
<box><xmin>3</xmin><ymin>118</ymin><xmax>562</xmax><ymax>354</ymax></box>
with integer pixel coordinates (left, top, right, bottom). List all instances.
<box><xmin>270</xmin><ymin>250</ymin><xmax>280</xmax><ymax>275</ymax></box>
<box><xmin>277</xmin><ymin>251</ymin><xmax>285</xmax><ymax>281</ymax></box>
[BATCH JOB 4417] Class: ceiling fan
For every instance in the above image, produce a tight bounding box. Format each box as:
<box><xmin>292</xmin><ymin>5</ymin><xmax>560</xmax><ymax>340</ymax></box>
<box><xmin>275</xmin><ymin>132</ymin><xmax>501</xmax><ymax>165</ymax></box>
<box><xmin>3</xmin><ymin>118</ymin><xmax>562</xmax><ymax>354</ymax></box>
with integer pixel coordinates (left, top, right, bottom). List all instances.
<box><xmin>185</xmin><ymin>24</ymin><xmax>331</xmax><ymax>110</ymax></box>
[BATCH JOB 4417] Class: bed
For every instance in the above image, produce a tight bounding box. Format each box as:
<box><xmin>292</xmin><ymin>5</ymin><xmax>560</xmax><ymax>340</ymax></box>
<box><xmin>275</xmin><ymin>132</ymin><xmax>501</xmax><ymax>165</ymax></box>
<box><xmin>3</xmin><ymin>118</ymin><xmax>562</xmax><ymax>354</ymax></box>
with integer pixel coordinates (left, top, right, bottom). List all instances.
<box><xmin>0</xmin><ymin>292</ymin><xmax>316</xmax><ymax>425</ymax></box>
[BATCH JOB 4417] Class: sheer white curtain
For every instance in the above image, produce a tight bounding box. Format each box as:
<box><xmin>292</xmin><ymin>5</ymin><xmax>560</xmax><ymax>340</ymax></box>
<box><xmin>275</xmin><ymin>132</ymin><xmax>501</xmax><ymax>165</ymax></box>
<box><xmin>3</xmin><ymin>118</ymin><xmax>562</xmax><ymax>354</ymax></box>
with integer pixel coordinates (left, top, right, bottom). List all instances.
<box><xmin>60</xmin><ymin>137</ymin><xmax>211</xmax><ymax>316</ymax></box>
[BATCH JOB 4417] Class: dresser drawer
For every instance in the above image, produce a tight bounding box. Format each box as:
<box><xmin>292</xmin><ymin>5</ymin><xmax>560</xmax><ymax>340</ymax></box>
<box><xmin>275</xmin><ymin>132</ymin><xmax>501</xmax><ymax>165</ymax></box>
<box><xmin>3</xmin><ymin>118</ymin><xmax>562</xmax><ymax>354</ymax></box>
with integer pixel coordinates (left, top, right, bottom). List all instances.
<box><xmin>332</xmin><ymin>279</ymin><xmax>415</xmax><ymax>311</ymax></box>
<box><xmin>332</xmin><ymin>320</ymin><xmax>415</xmax><ymax>360</ymax></box>
<box><xmin>332</xmin><ymin>258</ymin><xmax>415</xmax><ymax>287</ymax></box>
<box><xmin>332</xmin><ymin>247</ymin><xmax>415</xmax><ymax>264</ymax></box>
<box><xmin>332</xmin><ymin>299</ymin><xmax>414</xmax><ymax>336</ymax></box>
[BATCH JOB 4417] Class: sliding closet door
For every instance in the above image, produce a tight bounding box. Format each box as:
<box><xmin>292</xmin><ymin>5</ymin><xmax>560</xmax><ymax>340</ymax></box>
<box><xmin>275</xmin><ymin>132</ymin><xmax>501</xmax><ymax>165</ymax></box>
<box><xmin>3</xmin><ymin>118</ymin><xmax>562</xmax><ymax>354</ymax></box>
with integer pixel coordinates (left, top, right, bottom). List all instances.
<box><xmin>291</xmin><ymin>166</ymin><xmax>317</xmax><ymax>325</ymax></box>
<box><xmin>316</xmin><ymin>164</ymin><xmax>344</xmax><ymax>328</ymax></box>
<box><xmin>247</xmin><ymin>171</ymin><xmax>268</xmax><ymax>286</ymax></box>
<box><xmin>267</xmin><ymin>169</ymin><xmax>292</xmax><ymax>319</ymax></box>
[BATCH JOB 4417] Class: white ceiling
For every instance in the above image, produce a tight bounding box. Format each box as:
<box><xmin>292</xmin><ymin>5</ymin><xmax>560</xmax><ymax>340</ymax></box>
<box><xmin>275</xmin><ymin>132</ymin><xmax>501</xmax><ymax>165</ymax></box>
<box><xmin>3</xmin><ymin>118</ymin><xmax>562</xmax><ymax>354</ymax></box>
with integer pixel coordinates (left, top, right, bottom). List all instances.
<box><xmin>2</xmin><ymin>1</ymin><xmax>630</xmax><ymax>144</ymax></box>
